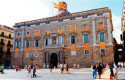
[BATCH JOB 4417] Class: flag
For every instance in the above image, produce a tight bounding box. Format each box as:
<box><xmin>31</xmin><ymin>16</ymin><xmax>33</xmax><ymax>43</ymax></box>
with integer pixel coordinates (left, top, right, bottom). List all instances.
<box><xmin>54</xmin><ymin>3</ymin><xmax>59</xmax><ymax>9</ymax></box>
<box><xmin>59</xmin><ymin>1</ymin><xmax>67</xmax><ymax>10</ymax></box>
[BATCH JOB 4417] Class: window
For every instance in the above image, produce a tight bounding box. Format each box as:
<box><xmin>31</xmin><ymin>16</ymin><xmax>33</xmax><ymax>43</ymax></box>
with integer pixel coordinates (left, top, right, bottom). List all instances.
<box><xmin>35</xmin><ymin>39</ymin><xmax>39</xmax><ymax>47</ymax></box>
<box><xmin>98</xmin><ymin>21</ymin><xmax>104</xmax><ymax>27</ymax></box>
<box><xmin>71</xmin><ymin>51</ymin><xmax>76</xmax><ymax>55</ymax></box>
<box><xmin>34</xmin><ymin>53</ymin><xmax>39</xmax><ymax>57</ymax></box>
<box><xmin>16</xmin><ymin>41</ymin><xmax>19</xmax><ymax>48</ymax></box>
<box><xmin>26</xmin><ymin>40</ymin><xmax>30</xmax><ymax>47</ymax></box>
<box><xmin>84</xmin><ymin>34</ymin><xmax>89</xmax><ymax>43</ymax></box>
<box><xmin>82</xmin><ymin>23</ymin><xmax>88</xmax><ymax>27</ymax></box>
<box><xmin>1</xmin><ymin>39</ymin><xmax>4</xmax><ymax>43</ymax></box>
<box><xmin>9</xmin><ymin>34</ymin><xmax>11</xmax><ymax>38</ymax></box>
<box><xmin>8</xmin><ymin>41</ymin><xmax>11</xmax><ymax>44</ymax></box>
<box><xmin>84</xmin><ymin>50</ymin><xmax>89</xmax><ymax>55</ymax></box>
<box><xmin>58</xmin><ymin>36</ymin><xmax>64</xmax><ymax>45</ymax></box>
<box><xmin>58</xmin><ymin>26</ymin><xmax>64</xmax><ymax>30</ymax></box>
<box><xmin>17</xmin><ymin>33</ymin><xmax>20</xmax><ymax>36</ymax></box>
<box><xmin>71</xmin><ymin>36</ymin><xmax>76</xmax><ymax>44</ymax></box>
<box><xmin>27</xmin><ymin>31</ymin><xmax>30</xmax><ymax>35</ymax></box>
<box><xmin>45</xmin><ymin>38</ymin><xmax>51</xmax><ymax>46</ymax></box>
<box><xmin>100</xmin><ymin>49</ymin><xmax>106</xmax><ymax>54</ymax></box>
<box><xmin>99</xmin><ymin>33</ymin><xmax>105</xmax><ymax>42</ymax></box>
<box><xmin>45</xmin><ymin>28</ymin><xmax>50</xmax><ymax>32</ymax></box>
<box><xmin>1</xmin><ymin>32</ymin><xmax>4</xmax><ymax>36</ymax></box>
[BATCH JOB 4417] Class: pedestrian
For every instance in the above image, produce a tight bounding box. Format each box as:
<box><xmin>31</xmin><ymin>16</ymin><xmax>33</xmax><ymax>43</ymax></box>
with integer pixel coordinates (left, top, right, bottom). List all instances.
<box><xmin>60</xmin><ymin>63</ymin><xmax>64</xmax><ymax>74</ymax></box>
<box><xmin>27</xmin><ymin>65</ymin><xmax>32</xmax><ymax>77</ymax></box>
<box><xmin>97</xmin><ymin>63</ymin><xmax>103</xmax><ymax>79</ymax></box>
<box><xmin>64</xmin><ymin>64</ymin><xmax>67</xmax><ymax>72</ymax></box>
<box><xmin>93</xmin><ymin>64</ymin><xmax>97</xmax><ymax>79</ymax></box>
<box><xmin>109</xmin><ymin>63</ymin><xmax>117</xmax><ymax>79</ymax></box>
<box><xmin>16</xmin><ymin>65</ymin><xmax>18</xmax><ymax>72</ymax></box>
<box><xmin>66</xmin><ymin>64</ymin><xmax>69</xmax><ymax>74</ymax></box>
<box><xmin>74</xmin><ymin>63</ymin><xmax>76</xmax><ymax>69</ymax></box>
<box><xmin>114</xmin><ymin>64</ymin><xmax>118</xmax><ymax>79</ymax></box>
<box><xmin>33</xmin><ymin>65</ymin><xmax>36</xmax><ymax>77</ymax></box>
<box><xmin>50</xmin><ymin>64</ymin><xmax>53</xmax><ymax>73</ymax></box>
<box><xmin>77</xmin><ymin>64</ymin><xmax>80</xmax><ymax>69</ymax></box>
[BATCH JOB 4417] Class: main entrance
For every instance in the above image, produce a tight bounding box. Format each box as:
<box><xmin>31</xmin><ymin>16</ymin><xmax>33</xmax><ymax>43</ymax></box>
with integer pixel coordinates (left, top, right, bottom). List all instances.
<box><xmin>50</xmin><ymin>53</ymin><xmax>58</xmax><ymax>68</ymax></box>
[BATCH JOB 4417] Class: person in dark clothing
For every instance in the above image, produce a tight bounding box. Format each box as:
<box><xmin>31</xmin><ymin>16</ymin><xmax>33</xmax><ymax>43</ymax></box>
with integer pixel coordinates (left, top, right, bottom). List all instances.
<box><xmin>97</xmin><ymin>63</ymin><xmax>103</xmax><ymax>79</ymax></box>
<box><xmin>33</xmin><ymin>65</ymin><xmax>36</xmax><ymax>77</ymax></box>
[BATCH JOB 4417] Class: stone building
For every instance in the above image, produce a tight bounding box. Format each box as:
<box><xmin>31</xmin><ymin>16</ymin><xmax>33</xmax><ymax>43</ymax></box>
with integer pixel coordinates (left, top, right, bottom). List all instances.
<box><xmin>121</xmin><ymin>0</ymin><xmax>125</xmax><ymax>52</ymax></box>
<box><xmin>11</xmin><ymin>7</ymin><xmax>114</xmax><ymax>68</ymax></box>
<box><xmin>0</xmin><ymin>25</ymin><xmax>14</xmax><ymax>66</ymax></box>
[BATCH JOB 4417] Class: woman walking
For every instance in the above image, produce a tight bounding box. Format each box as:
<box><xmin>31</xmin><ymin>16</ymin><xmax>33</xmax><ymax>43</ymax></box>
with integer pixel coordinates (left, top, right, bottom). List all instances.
<box><xmin>93</xmin><ymin>64</ymin><xmax>97</xmax><ymax>79</ymax></box>
<box><xmin>97</xmin><ymin>63</ymin><xmax>103</xmax><ymax>79</ymax></box>
<box><xmin>27</xmin><ymin>65</ymin><xmax>32</xmax><ymax>77</ymax></box>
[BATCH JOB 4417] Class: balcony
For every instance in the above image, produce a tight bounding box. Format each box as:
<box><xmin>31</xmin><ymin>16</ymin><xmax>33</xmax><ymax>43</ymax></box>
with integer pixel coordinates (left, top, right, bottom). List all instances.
<box><xmin>7</xmin><ymin>44</ymin><xmax>13</xmax><ymax>47</ymax></box>
<box><xmin>0</xmin><ymin>42</ymin><xmax>5</xmax><ymax>46</ymax></box>
<box><xmin>0</xmin><ymin>34</ymin><xmax>13</xmax><ymax>39</ymax></box>
<box><xmin>44</xmin><ymin>44</ymin><xmax>64</xmax><ymax>49</ymax></box>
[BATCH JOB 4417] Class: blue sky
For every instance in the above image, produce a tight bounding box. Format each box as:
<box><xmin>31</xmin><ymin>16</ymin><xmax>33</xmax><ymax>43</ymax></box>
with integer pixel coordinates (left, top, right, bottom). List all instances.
<box><xmin>0</xmin><ymin>0</ymin><xmax>123</xmax><ymax>43</ymax></box>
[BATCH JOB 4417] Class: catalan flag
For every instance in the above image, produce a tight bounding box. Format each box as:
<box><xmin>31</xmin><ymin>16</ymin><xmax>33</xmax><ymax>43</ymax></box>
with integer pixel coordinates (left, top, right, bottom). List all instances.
<box><xmin>54</xmin><ymin>3</ymin><xmax>59</xmax><ymax>9</ymax></box>
<box><xmin>59</xmin><ymin>1</ymin><xmax>67</xmax><ymax>10</ymax></box>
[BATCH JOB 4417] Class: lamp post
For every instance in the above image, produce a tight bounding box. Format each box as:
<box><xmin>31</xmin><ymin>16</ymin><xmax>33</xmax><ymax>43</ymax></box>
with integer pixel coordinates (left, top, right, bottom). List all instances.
<box><xmin>100</xmin><ymin>53</ymin><xmax>105</xmax><ymax>64</ymax></box>
<box><xmin>62</xmin><ymin>54</ymin><xmax>67</xmax><ymax>64</ymax></box>
<box><xmin>30</xmin><ymin>54</ymin><xmax>35</xmax><ymax>69</ymax></box>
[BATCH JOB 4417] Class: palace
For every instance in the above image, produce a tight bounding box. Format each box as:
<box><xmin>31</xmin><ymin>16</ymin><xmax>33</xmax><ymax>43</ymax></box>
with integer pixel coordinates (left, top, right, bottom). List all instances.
<box><xmin>11</xmin><ymin>7</ymin><xmax>114</xmax><ymax>68</ymax></box>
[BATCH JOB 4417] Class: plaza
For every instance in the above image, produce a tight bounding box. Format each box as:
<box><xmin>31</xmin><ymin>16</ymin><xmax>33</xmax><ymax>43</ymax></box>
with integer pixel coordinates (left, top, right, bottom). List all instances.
<box><xmin>0</xmin><ymin>68</ymin><xmax>125</xmax><ymax>80</ymax></box>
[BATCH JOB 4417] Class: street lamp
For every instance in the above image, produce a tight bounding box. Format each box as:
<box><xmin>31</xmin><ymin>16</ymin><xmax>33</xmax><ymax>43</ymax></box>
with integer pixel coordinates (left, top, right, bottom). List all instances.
<box><xmin>62</xmin><ymin>54</ymin><xmax>67</xmax><ymax>64</ymax></box>
<box><xmin>100</xmin><ymin>53</ymin><xmax>105</xmax><ymax>64</ymax></box>
<box><xmin>30</xmin><ymin>54</ymin><xmax>35</xmax><ymax>69</ymax></box>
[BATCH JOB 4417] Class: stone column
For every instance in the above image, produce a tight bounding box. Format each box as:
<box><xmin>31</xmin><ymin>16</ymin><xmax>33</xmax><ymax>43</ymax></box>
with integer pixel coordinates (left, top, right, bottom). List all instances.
<box><xmin>92</xmin><ymin>20</ymin><xmax>96</xmax><ymax>45</ymax></box>
<box><xmin>12</xmin><ymin>32</ymin><xmax>15</xmax><ymax>51</ymax></box>
<box><xmin>21</xmin><ymin>29</ymin><xmax>24</xmax><ymax>50</ymax></box>
<box><xmin>107</xmin><ymin>18</ymin><xmax>112</xmax><ymax>44</ymax></box>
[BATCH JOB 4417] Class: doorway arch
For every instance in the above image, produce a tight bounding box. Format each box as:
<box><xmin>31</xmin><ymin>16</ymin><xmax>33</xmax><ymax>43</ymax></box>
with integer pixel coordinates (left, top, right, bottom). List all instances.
<box><xmin>50</xmin><ymin>53</ymin><xmax>58</xmax><ymax>68</ymax></box>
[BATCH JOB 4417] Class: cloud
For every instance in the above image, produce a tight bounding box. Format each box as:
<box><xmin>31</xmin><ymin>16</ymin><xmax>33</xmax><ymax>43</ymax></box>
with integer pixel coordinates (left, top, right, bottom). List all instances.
<box><xmin>112</xmin><ymin>14</ymin><xmax>122</xmax><ymax>43</ymax></box>
<box><xmin>0</xmin><ymin>0</ymin><xmax>51</xmax><ymax>27</ymax></box>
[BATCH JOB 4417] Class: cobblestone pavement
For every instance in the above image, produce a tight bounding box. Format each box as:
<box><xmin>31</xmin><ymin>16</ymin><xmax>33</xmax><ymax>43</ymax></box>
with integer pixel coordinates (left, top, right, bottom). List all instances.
<box><xmin>0</xmin><ymin>68</ymin><xmax>125</xmax><ymax>80</ymax></box>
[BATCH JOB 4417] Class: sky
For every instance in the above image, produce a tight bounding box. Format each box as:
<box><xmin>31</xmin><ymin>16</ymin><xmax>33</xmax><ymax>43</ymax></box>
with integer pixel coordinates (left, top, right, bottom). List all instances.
<box><xmin>0</xmin><ymin>0</ymin><xmax>123</xmax><ymax>43</ymax></box>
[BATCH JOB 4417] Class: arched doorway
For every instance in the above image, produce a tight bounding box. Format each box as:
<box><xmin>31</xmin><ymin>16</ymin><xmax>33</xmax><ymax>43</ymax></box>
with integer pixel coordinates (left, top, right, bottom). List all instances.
<box><xmin>50</xmin><ymin>53</ymin><xmax>58</xmax><ymax>68</ymax></box>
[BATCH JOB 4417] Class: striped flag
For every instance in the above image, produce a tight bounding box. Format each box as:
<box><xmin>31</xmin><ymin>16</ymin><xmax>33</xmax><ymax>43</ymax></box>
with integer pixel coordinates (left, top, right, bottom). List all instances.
<box><xmin>54</xmin><ymin>3</ymin><xmax>59</xmax><ymax>9</ymax></box>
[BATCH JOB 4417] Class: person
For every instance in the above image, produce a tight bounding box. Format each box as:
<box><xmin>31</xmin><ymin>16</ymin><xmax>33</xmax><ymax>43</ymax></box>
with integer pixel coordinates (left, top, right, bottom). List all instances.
<box><xmin>64</xmin><ymin>64</ymin><xmax>67</xmax><ymax>72</ymax></box>
<box><xmin>114</xmin><ymin>64</ymin><xmax>118</xmax><ymax>79</ymax></box>
<box><xmin>93</xmin><ymin>64</ymin><xmax>97</xmax><ymax>79</ymax></box>
<box><xmin>109</xmin><ymin>63</ymin><xmax>117</xmax><ymax>79</ymax></box>
<box><xmin>27</xmin><ymin>65</ymin><xmax>32</xmax><ymax>77</ymax></box>
<box><xmin>74</xmin><ymin>63</ymin><xmax>76</xmax><ymax>69</ymax></box>
<box><xmin>66</xmin><ymin>64</ymin><xmax>69</xmax><ymax>74</ymax></box>
<box><xmin>50</xmin><ymin>64</ymin><xmax>53</xmax><ymax>73</ymax></box>
<box><xmin>60</xmin><ymin>63</ymin><xmax>64</xmax><ymax>74</ymax></box>
<box><xmin>16</xmin><ymin>65</ymin><xmax>18</xmax><ymax>72</ymax></box>
<box><xmin>78</xmin><ymin>64</ymin><xmax>80</xmax><ymax>69</ymax></box>
<box><xmin>97</xmin><ymin>63</ymin><xmax>103</xmax><ymax>79</ymax></box>
<box><xmin>33</xmin><ymin>65</ymin><xmax>36</xmax><ymax>77</ymax></box>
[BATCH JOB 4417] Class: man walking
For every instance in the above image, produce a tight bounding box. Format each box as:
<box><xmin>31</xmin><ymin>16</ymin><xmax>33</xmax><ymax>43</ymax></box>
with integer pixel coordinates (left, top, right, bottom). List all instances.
<box><xmin>33</xmin><ymin>65</ymin><xmax>36</xmax><ymax>77</ymax></box>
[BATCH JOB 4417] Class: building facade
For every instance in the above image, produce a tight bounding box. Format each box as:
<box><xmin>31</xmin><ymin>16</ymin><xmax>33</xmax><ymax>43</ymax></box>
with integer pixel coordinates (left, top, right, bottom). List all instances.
<box><xmin>12</xmin><ymin>7</ymin><xmax>114</xmax><ymax>68</ymax></box>
<box><xmin>121</xmin><ymin>0</ymin><xmax>125</xmax><ymax>52</ymax></box>
<box><xmin>0</xmin><ymin>25</ymin><xmax>14</xmax><ymax>66</ymax></box>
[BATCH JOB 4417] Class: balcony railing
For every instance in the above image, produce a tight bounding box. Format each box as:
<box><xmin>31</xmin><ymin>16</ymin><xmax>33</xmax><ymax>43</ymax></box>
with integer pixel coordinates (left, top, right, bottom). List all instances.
<box><xmin>44</xmin><ymin>44</ymin><xmax>64</xmax><ymax>48</ymax></box>
<box><xmin>7</xmin><ymin>44</ymin><xmax>13</xmax><ymax>47</ymax></box>
<box><xmin>0</xmin><ymin>42</ymin><xmax>5</xmax><ymax>46</ymax></box>
<box><xmin>0</xmin><ymin>34</ymin><xmax>13</xmax><ymax>39</ymax></box>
